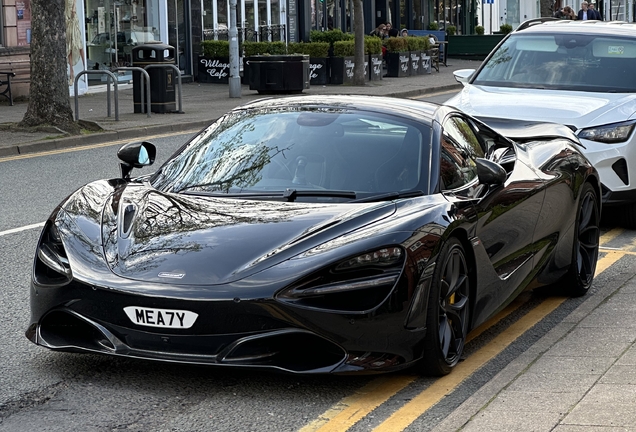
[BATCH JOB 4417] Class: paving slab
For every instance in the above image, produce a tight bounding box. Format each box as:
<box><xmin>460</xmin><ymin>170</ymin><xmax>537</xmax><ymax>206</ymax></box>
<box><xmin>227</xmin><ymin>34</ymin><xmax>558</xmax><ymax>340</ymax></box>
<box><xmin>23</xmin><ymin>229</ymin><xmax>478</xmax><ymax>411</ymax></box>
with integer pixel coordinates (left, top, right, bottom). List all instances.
<box><xmin>563</xmin><ymin>384</ymin><xmax>636</xmax><ymax>428</ymax></box>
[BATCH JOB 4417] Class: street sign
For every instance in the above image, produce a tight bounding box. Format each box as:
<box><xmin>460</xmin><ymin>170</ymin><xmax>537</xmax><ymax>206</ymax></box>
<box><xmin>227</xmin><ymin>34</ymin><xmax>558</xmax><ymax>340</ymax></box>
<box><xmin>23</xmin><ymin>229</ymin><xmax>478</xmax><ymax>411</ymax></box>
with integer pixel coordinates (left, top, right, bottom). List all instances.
<box><xmin>483</xmin><ymin>0</ymin><xmax>494</xmax><ymax>4</ymax></box>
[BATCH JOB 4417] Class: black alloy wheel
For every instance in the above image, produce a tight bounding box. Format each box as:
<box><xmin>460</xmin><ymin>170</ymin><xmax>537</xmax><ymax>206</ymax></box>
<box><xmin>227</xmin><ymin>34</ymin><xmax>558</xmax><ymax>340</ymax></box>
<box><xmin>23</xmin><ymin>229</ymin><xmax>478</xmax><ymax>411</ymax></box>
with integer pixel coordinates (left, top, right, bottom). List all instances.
<box><xmin>421</xmin><ymin>237</ymin><xmax>470</xmax><ymax>376</ymax></box>
<box><xmin>567</xmin><ymin>182</ymin><xmax>600</xmax><ymax>297</ymax></box>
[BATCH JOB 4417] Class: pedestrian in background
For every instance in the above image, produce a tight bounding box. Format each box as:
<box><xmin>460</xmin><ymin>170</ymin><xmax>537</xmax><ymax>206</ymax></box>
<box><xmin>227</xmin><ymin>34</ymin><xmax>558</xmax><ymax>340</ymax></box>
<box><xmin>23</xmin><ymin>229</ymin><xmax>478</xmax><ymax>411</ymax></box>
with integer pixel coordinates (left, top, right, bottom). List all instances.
<box><xmin>578</xmin><ymin>1</ymin><xmax>591</xmax><ymax>20</ymax></box>
<box><xmin>589</xmin><ymin>3</ymin><xmax>602</xmax><ymax>19</ymax></box>
<box><xmin>562</xmin><ymin>6</ymin><xmax>577</xmax><ymax>19</ymax></box>
<box><xmin>386</xmin><ymin>22</ymin><xmax>399</xmax><ymax>37</ymax></box>
<box><xmin>370</xmin><ymin>24</ymin><xmax>388</xmax><ymax>39</ymax></box>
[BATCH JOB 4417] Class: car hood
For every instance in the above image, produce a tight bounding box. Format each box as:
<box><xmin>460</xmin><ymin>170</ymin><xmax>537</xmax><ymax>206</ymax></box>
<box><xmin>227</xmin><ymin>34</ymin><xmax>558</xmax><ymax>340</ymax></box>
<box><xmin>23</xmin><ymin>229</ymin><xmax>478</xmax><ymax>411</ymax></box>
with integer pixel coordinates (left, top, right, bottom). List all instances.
<box><xmin>96</xmin><ymin>184</ymin><xmax>397</xmax><ymax>286</ymax></box>
<box><xmin>447</xmin><ymin>85</ymin><xmax>636</xmax><ymax>129</ymax></box>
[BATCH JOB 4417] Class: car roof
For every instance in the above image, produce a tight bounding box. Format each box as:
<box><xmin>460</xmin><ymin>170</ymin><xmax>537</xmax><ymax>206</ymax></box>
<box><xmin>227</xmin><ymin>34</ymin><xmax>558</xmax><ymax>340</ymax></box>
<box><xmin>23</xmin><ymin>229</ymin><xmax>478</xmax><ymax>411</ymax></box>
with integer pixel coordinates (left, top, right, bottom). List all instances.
<box><xmin>233</xmin><ymin>95</ymin><xmax>442</xmax><ymax>126</ymax></box>
<box><xmin>517</xmin><ymin>20</ymin><xmax>636</xmax><ymax>37</ymax></box>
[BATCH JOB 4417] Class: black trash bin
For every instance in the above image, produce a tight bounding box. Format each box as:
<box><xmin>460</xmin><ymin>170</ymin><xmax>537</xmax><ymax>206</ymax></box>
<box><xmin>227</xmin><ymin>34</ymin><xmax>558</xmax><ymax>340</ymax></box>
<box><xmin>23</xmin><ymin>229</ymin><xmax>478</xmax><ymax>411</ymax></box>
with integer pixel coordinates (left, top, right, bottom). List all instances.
<box><xmin>132</xmin><ymin>43</ymin><xmax>176</xmax><ymax>113</ymax></box>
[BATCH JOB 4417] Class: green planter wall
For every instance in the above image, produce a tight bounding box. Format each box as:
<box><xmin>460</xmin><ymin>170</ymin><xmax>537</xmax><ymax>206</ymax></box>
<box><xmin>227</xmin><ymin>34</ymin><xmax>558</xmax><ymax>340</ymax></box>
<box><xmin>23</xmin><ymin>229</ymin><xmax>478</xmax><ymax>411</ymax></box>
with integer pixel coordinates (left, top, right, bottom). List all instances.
<box><xmin>447</xmin><ymin>35</ymin><xmax>506</xmax><ymax>60</ymax></box>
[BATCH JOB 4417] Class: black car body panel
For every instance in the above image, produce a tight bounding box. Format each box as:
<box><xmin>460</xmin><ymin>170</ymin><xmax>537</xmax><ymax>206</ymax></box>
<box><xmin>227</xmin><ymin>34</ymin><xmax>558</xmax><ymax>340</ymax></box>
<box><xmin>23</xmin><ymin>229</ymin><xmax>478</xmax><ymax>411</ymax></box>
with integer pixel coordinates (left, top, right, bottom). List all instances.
<box><xmin>27</xmin><ymin>95</ymin><xmax>600</xmax><ymax>374</ymax></box>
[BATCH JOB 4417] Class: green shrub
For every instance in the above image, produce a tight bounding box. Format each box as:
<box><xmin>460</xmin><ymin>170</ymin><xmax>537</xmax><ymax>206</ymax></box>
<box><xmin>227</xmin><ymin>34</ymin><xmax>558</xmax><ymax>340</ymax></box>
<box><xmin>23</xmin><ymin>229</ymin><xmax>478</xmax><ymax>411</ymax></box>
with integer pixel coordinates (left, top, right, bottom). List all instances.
<box><xmin>333</xmin><ymin>40</ymin><xmax>355</xmax><ymax>57</ymax></box>
<box><xmin>446</xmin><ymin>25</ymin><xmax>457</xmax><ymax>36</ymax></box>
<box><xmin>286</xmin><ymin>42</ymin><xmax>302</xmax><ymax>54</ymax></box>
<box><xmin>243</xmin><ymin>41</ymin><xmax>270</xmax><ymax>56</ymax></box>
<box><xmin>385</xmin><ymin>37</ymin><xmax>408</xmax><ymax>53</ymax></box>
<box><xmin>242</xmin><ymin>41</ymin><xmax>290</xmax><ymax>56</ymax></box>
<box><xmin>500</xmin><ymin>24</ymin><xmax>513</xmax><ymax>34</ymax></box>
<box><xmin>364</xmin><ymin>36</ymin><xmax>383</xmax><ymax>55</ymax></box>
<box><xmin>405</xmin><ymin>36</ymin><xmax>428</xmax><ymax>51</ymax></box>
<box><xmin>201</xmin><ymin>40</ymin><xmax>230</xmax><ymax>58</ymax></box>
<box><xmin>428</xmin><ymin>22</ymin><xmax>439</xmax><ymax>30</ymax></box>
<box><xmin>287</xmin><ymin>42</ymin><xmax>330</xmax><ymax>57</ymax></box>
<box><xmin>268</xmin><ymin>41</ymin><xmax>288</xmax><ymax>55</ymax></box>
<box><xmin>310</xmin><ymin>29</ymin><xmax>354</xmax><ymax>47</ymax></box>
<box><xmin>475</xmin><ymin>25</ymin><xmax>485</xmax><ymax>35</ymax></box>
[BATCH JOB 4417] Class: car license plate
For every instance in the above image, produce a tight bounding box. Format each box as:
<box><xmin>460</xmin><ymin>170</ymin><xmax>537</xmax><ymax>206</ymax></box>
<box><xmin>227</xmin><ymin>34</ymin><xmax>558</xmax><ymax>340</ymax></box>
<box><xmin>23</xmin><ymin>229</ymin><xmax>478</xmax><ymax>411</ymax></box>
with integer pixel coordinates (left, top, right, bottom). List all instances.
<box><xmin>123</xmin><ymin>306</ymin><xmax>198</xmax><ymax>329</ymax></box>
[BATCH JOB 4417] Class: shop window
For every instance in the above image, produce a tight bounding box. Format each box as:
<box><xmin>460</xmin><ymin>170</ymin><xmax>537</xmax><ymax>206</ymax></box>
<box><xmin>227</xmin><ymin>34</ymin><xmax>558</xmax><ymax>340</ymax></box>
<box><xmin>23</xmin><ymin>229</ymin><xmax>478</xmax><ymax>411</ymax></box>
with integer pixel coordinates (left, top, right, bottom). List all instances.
<box><xmin>84</xmin><ymin>0</ymin><xmax>162</xmax><ymax>74</ymax></box>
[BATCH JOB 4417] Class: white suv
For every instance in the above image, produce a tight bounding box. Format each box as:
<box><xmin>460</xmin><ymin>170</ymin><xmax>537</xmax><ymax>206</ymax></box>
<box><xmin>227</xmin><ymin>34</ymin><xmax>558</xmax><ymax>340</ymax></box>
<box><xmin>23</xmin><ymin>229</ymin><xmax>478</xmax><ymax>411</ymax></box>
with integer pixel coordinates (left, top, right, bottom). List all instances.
<box><xmin>446</xmin><ymin>20</ymin><xmax>636</xmax><ymax>226</ymax></box>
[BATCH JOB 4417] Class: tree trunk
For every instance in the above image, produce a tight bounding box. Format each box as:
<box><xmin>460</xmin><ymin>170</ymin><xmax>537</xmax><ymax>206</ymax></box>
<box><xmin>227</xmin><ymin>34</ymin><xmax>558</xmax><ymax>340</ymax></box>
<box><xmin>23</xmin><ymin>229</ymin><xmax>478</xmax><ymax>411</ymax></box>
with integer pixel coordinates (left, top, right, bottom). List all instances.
<box><xmin>19</xmin><ymin>0</ymin><xmax>80</xmax><ymax>134</ymax></box>
<box><xmin>352</xmin><ymin>0</ymin><xmax>366</xmax><ymax>86</ymax></box>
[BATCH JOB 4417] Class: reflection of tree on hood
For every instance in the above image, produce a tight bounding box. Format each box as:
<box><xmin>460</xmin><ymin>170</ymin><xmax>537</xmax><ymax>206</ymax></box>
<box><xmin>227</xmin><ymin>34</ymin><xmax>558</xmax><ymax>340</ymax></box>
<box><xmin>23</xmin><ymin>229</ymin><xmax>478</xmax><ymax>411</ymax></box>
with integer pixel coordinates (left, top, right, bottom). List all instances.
<box><xmin>102</xmin><ymin>187</ymin><xmax>316</xmax><ymax>273</ymax></box>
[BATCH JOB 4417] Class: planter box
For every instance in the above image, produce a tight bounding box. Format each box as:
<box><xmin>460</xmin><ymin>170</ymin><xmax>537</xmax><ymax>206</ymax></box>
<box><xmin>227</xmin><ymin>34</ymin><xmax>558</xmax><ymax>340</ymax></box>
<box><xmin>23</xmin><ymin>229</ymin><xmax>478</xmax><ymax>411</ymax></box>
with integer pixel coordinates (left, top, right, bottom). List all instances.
<box><xmin>421</xmin><ymin>53</ymin><xmax>432</xmax><ymax>74</ymax></box>
<box><xmin>242</xmin><ymin>57</ymin><xmax>250</xmax><ymax>85</ymax></box>
<box><xmin>369</xmin><ymin>54</ymin><xmax>383</xmax><ymax>81</ymax></box>
<box><xmin>409</xmin><ymin>51</ymin><xmax>421</xmax><ymax>76</ymax></box>
<box><xmin>330</xmin><ymin>56</ymin><xmax>352</xmax><ymax>84</ymax></box>
<box><xmin>447</xmin><ymin>34</ymin><xmax>506</xmax><ymax>60</ymax></box>
<box><xmin>198</xmin><ymin>56</ymin><xmax>230</xmax><ymax>84</ymax></box>
<box><xmin>309</xmin><ymin>57</ymin><xmax>329</xmax><ymax>85</ymax></box>
<box><xmin>331</xmin><ymin>56</ymin><xmax>371</xmax><ymax>84</ymax></box>
<box><xmin>385</xmin><ymin>52</ymin><xmax>410</xmax><ymax>77</ymax></box>
<box><xmin>246</xmin><ymin>55</ymin><xmax>310</xmax><ymax>94</ymax></box>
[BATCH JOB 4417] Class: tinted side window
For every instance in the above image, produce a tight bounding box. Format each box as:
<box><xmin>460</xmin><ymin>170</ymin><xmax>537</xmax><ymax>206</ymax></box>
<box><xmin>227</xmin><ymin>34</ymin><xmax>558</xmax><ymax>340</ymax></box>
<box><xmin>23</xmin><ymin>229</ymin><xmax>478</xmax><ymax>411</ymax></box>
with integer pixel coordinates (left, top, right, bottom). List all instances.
<box><xmin>440</xmin><ymin>117</ymin><xmax>483</xmax><ymax>190</ymax></box>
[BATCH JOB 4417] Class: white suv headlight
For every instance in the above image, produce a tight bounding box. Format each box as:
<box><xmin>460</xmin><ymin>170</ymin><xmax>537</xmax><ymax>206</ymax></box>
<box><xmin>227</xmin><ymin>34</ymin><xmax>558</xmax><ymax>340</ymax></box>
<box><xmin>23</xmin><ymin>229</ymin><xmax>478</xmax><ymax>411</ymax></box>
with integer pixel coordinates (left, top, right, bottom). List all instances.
<box><xmin>578</xmin><ymin>120</ymin><xmax>636</xmax><ymax>144</ymax></box>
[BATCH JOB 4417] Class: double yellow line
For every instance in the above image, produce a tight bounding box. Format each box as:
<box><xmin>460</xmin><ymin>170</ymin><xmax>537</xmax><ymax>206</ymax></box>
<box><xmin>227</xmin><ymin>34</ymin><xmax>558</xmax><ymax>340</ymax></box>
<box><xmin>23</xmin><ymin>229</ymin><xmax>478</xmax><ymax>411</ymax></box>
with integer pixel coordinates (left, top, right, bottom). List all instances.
<box><xmin>301</xmin><ymin>228</ymin><xmax>627</xmax><ymax>432</ymax></box>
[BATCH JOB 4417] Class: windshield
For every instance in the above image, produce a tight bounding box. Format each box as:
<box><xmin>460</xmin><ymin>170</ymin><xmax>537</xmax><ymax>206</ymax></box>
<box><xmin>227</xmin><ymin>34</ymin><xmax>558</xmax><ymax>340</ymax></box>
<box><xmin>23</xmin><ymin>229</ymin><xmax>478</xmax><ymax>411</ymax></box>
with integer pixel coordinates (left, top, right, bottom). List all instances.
<box><xmin>474</xmin><ymin>33</ymin><xmax>636</xmax><ymax>92</ymax></box>
<box><xmin>152</xmin><ymin>107</ymin><xmax>431</xmax><ymax>202</ymax></box>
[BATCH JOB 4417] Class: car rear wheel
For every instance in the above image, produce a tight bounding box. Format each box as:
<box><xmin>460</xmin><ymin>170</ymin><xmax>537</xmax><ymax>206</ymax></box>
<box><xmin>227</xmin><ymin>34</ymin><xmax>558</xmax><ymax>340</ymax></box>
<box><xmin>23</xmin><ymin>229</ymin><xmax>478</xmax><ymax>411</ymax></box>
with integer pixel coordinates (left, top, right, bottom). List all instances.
<box><xmin>565</xmin><ymin>182</ymin><xmax>600</xmax><ymax>297</ymax></box>
<box><xmin>420</xmin><ymin>237</ymin><xmax>470</xmax><ymax>376</ymax></box>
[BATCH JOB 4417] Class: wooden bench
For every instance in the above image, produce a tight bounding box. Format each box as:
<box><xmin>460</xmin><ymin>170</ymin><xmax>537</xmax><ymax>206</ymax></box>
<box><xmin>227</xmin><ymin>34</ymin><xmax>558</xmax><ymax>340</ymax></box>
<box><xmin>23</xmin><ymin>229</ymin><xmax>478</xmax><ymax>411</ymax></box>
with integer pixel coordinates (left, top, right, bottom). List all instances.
<box><xmin>0</xmin><ymin>60</ymin><xmax>31</xmax><ymax>104</ymax></box>
<box><xmin>0</xmin><ymin>71</ymin><xmax>16</xmax><ymax>106</ymax></box>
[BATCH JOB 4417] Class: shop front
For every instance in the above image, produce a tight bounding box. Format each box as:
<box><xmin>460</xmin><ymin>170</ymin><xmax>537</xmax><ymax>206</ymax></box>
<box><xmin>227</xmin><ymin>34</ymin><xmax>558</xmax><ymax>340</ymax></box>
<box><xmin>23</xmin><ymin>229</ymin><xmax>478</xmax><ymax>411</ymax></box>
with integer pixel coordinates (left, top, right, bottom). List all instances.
<box><xmin>202</xmin><ymin>0</ymin><xmax>287</xmax><ymax>42</ymax></box>
<box><xmin>83</xmin><ymin>0</ymin><xmax>168</xmax><ymax>84</ymax></box>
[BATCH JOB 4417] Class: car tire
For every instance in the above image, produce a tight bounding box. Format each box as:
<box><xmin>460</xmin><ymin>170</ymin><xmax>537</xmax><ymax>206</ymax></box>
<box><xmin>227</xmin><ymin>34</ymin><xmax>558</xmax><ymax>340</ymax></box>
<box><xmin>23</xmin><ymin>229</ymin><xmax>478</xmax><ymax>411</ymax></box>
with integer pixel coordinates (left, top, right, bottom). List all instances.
<box><xmin>565</xmin><ymin>182</ymin><xmax>600</xmax><ymax>297</ymax></box>
<box><xmin>420</xmin><ymin>237</ymin><xmax>470</xmax><ymax>376</ymax></box>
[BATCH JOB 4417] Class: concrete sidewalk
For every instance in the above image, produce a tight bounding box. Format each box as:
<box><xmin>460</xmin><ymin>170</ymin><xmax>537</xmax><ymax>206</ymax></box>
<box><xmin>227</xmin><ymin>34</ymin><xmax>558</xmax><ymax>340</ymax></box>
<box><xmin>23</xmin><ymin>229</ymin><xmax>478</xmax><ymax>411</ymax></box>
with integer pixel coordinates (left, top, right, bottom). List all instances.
<box><xmin>3</xmin><ymin>57</ymin><xmax>636</xmax><ymax>432</ymax></box>
<box><xmin>0</xmin><ymin>58</ymin><xmax>477</xmax><ymax>158</ymax></box>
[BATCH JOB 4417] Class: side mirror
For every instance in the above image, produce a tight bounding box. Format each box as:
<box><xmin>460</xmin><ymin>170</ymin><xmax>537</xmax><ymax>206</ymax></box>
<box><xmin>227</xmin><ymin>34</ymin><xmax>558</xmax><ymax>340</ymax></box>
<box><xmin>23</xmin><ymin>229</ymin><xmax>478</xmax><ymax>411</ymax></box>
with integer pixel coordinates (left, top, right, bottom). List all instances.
<box><xmin>117</xmin><ymin>141</ymin><xmax>156</xmax><ymax>180</ymax></box>
<box><xmin>476</xmin><ymin>158</ymin><xmax>507</xmax><ymax>186</ymax></box>
<box><xmin>453</xmin><ymin>69</ymin><xmax>475</xmax><ymax>85</ymax></box>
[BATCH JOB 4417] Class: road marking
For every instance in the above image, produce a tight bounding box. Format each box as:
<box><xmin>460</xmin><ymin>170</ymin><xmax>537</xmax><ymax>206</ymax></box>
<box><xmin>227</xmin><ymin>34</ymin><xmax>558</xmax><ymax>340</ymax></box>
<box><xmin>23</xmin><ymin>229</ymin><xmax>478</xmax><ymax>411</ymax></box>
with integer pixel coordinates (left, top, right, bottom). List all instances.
<box><xmin>0</xmin><ymin>129</ymin><xmax>199</xmax><ymax>163</ymax></box>
<box><xmin>412</xmin><ymin>89</ymin><xmax>458</xmax><ymax>99</ymax></box>
<box><xmin>600</xmin><ymin>247</ymin><xmax>636</xmax><ymax>255</ymax></box>
<box><xmin>371</xmin><ymin>250</ymin><xmax>624</xmax><ymax>432</ymax></box>
<box><xmin>600</xmin><ymin>228</ymin><xmax>624</xmax><ymax>245</ymax></box>
<box><xmin>301</xmin><ymin>228</ymin><xmax>625</xmax><ymax>432</ymax></box>
<box><xmin>0</xmin><ymin>222</ymin><xmax>44</xmax><ymax>237</ymax></box>
<box><xmin>298</xmin><ymin>376</ymin><xmax>419</xmax><ymax>432</ymax></box>
<box><xmin>372</xmin><ymin>296</ymin><xmax>568</xmax><ymax>432</ymax></box>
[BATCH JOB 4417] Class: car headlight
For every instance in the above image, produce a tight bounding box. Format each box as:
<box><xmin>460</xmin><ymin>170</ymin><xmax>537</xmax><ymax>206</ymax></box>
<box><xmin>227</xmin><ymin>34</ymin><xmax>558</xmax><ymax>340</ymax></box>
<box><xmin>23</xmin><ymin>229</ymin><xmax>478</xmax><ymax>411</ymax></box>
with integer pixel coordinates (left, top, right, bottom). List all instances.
<box><xmin>276</xmin><ymin>247</ymin><xmax>405</xmax><ymax>313</ymax></box>
<box><xmin>577</xmin><ymin>120</ymin><xmax>636</xmax><ymax>144</ymax></box>
<box><xmin>33</xmin><ymin>222</ymin><xmax>72</xmax><ymax>286</ymax></box>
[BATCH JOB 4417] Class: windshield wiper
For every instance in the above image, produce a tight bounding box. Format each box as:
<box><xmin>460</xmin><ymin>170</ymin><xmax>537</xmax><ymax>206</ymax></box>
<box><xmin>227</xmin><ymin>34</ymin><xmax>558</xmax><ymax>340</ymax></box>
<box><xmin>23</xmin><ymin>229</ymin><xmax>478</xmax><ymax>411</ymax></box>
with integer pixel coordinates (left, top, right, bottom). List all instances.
<box><xmin>181</xmin><ymin>188</ymin><xmax>357</xmax><ymax>202</ymax></box>
<box><xmin>351</xmin><ymin>190</ymin><xmax>425</xmax><ymax>203</ymax></box>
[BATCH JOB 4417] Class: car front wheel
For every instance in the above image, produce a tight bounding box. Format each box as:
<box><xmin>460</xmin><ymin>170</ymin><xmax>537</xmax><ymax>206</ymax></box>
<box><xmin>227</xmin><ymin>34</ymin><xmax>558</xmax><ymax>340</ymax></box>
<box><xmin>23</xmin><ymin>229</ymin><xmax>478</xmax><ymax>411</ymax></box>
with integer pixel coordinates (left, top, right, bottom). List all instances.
<box><xmin>566</xmin><ymin>182</ymin><xmax>600</xmax><ymax>297</ymax></box>
<box><xmin>420</xmin><ymin>237</ymin><xmax>470</xmax><ymax>376</ymax></box>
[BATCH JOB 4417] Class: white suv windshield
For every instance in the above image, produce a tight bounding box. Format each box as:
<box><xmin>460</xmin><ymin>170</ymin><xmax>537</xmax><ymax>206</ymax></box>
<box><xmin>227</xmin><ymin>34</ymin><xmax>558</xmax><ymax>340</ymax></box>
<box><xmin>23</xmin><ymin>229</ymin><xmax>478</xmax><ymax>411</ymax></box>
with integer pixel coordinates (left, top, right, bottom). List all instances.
<box><xmin>474</xmin><ymin>33</ymin><xmax>636</xmax><ymax>92</ymax></box>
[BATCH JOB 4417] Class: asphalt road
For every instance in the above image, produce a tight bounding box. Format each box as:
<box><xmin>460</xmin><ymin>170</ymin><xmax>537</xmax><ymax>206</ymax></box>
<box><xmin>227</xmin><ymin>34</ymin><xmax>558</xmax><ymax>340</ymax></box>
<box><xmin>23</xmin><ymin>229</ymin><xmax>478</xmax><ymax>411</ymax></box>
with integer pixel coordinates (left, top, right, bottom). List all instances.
<box><xmin>1</xmin><ymin>93</ymin><xmax>634</xmax><ymax>431</ymax></box>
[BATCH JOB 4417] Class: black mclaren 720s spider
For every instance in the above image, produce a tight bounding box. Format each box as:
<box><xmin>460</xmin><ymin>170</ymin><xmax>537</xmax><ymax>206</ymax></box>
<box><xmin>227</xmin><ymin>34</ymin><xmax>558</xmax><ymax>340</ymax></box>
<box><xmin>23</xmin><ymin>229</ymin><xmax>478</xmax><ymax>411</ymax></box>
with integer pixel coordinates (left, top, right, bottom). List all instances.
<box><xmin>27</xmin><ymin>95</ymin><xmax>601</xmax><ymax>376</ymax></box>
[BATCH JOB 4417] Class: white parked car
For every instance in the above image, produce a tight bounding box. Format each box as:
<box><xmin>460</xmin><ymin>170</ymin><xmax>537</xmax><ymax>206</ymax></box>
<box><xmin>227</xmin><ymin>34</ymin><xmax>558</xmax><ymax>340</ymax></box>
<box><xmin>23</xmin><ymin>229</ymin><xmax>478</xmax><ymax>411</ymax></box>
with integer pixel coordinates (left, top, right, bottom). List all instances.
<box><xmin>446</xmin><ymin>20</ymin><xmax>636</xmax><ymax>226</ymax></box>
